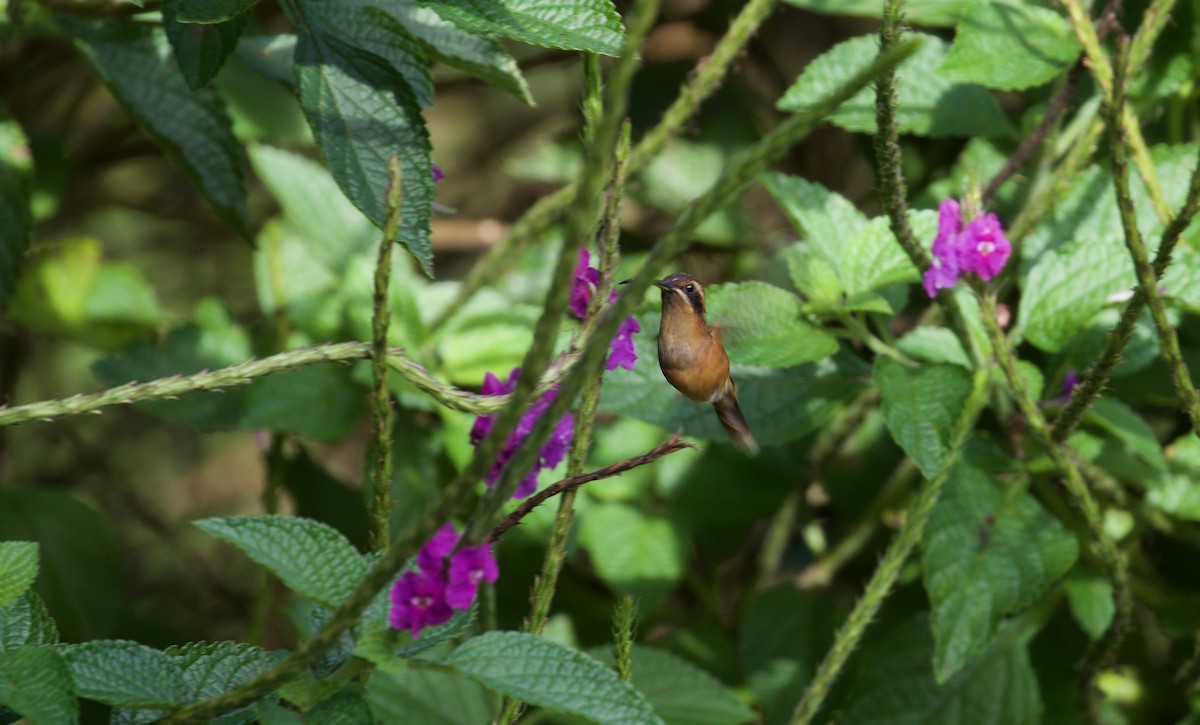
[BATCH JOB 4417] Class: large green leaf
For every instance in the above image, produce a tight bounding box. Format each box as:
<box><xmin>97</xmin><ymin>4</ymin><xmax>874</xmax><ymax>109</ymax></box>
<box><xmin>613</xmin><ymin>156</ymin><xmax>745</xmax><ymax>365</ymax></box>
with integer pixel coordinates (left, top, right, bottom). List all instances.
<box><xmin>874</xmin><ymin>359</ymin><xmax>973</xmax><ymax>478</ymax></box>
<box><xmin>705</xmin><ymin>282</ymin><xmax>838</xmax><ymax>367</ymax></box>
<box><xmin>0</xmin><ymin>488</ymin><xmax>122</xmax><ymax>642</ymax></box>
<box><xmin>290</xmin><ymin>11</ymin><xmax>435</xmax><ymax>274</ymax></box>
<box><xmin>373</xmin><ymin>2</ymin><xmax>530</xmax><ymax>103</ymax></box>
<box><xmin>367</xmin><ymin>669</ymin><xmax>494</xmax><ymax>724</ymax></box>
<box><xmin>778</xmin><ymin>33</ymin><xmax>1012</xmax><ymax>137</ymax></box>
<box><xmin>782</xmin><ymin>0</ymin><xmax>973</xmax><ymax>27</ymax></box>
<box><xmin>577</xmin><ymin>503</ymin><xmax>688</xmax><ymax>606</ymax></box>
<box><xmin>0</xmin><ymin>591</ymin><xmax>59</xmax><ymax>653</ymax></box>
<box><xmin>60</xmin><ymin>640</ymin><xmax>189</xmax><ymax>708</ymax></box>
<box><xmin>588</xmin><ymin>645</ymin><xmax>755</xmax><ymax>725</ymax></box>
<box><xmin>240</xmin><ymin>363</ymin><xmax>365</xmax><ymax>440</ymax></box>
<box><xmin>923</xmin><ymin>465</ymin><xmax>1078</xmax><ymax>681</ymax></box>
<box><xmin>598</xmin><ymin>324</ymin><xmax>868</xmax><ymax>447</ymax></box>
<box><xmin>0</xmin><ymin>543</ymin><xmax>37</xmax><ymax>609</ymax></box>
<box><xmin>0</xmin><ymin>117</ymin><xmax>32</xmax><ymax>312</ymax></box>
<box><xmin>163</xmin><ymin>0</ymin><xmax>251</xmax><ymax>89</ymax></box>
<box><xmin>446</xmin><ymin>631</ymin><xmax>663</xmax><ymax>725</ymax></box>
<box><xmin>0</xmin><ymin>646</ymin><xmax>77</xmax><ymax>725</ymax></box>
<box><xmin>195</xmin><ymin>516</ymin><xmax>367</xmax><ymax>608</ymax></box>
<box><xmin>63</xmin><ymin>18</ymin><xmax>248</xmax><ymax>235</ymax></box>
<box><xmin>420</xmin><ymin>0</ymin><xmax>624</xmax><ymax>56</ymax></box>
<box><xmin>939</xmin><ymin>1</ymin><xmax>1080</xmax><ymax>90</ymax></box>
<box><xmin>839</xmin><ymin>614</ymin><xmax>1043</xmax><ymax>724</ymax></box>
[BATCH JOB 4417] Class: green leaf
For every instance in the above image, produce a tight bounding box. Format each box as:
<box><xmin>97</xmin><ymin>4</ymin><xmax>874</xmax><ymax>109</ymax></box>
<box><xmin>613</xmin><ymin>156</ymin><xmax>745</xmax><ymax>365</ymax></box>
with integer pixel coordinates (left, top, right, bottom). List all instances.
<box><xmin>739</xmin><ymin>589</ymin><xmax>838</xmax><ymax>725</ymax></box>
<box><xmin>1146</xmin><ymin>433</ymin><xmax>1200</xmax><ymax>520</ymax></box>
<box><xmin>240</xmin><ymin>363</ymin><xmax>365</xmax><ymax>440</ymax></box>
<box><xmin>923</xmin><ymin>465</ymin><xmax>1078</xmax><ymax>681</ymax></box>
<box><xmin>1066</xmin><ymin>576</ymin><xmax>1115</xmax><ymax>641</ymax></box>
<box><xmin>367</xmin><ymin>668</ymin><xmax>494</xmax><ymax>724</ymax></box>
<box><xmin>60</xmin><ymin>640</ymin><xmax>188</xmax><ymax>707</ymax></box>
<box><xmin>0</xmin><ymin>488</ymin><xmax>122</xmax><ymax>642</ymax></box>
<box><xmin>168</xmin><ymin>641</ymin><xmax>286</xmax><ymax>699</ymax></box>
<box><xmin>446</xmin><ymin>631</ymin><xmax>663</xmax><ymax>725</ymax></box>
<box><xmin>355</xmin><ymin>604</ymin><xmax>475</xmax><ymax>664</ymax></box>
<box><xmin>1084</xmin><ymin>397</ymin><xmax>1166</xmax><ymax>474</ymax></box>
<box><xmin>599</xmin><ymin>323</ymin><xmax>868</xmax><ymax>446</ymax></box>
<box><xmin>0</xmin><ymin>591</ymin><xmax>59</xmax><ymax>653</ymax></box>
<box><xmin>897</xmin><ymin>326</ymin><xmax>971</xmax><ymax>368</ymax></box>
<box><xmin>781</xmin><ymin>0</ymin><xmax>972</xmax><ymax>26</ymax></box>
<box><xmin>0</xmin><ymin>117</ymin><xmax>32</xmax><ymax>311</ymax></box>
<box><xmin>939</xmin><ymin>1</ymin><xmax>1080</xmax><ymax>90</ymax></box>
<box><xmin>0</xmin><ymin>646</ymin><xmax>78</xmax><ymax>725</ymax></box>
<box><xmin>420</xmin><ymin>0</ymin><xmax>624</xmax><ymax>56</ymax></box>
<box><xmin>194</xmin><ymin>515</ymin><xmax>367</xmax><ymax>608</ymax></box>
<box><xmin>840</xmin><ymin>613</ymin><xmax>1043</xmax><ymax>724</ymax></box>
<box><xmin>163</xmin><ymin>0</ymin><xmax>251</xmax><ymax>89</ymax></box>
<box><xmin>172</xmin><ymin>0</ymin><xmax>259</xmax><ymax>23</ymax></box>
<box><xmin>369</xmin><ymin>2</ymin><xmax>529</xmax><ymax>104</ymax></box>
<box><xmin>0</xmin><ymin>543</ymin><xmax>37</xmax><ymax>609</ymax></box>
<box><xmin>874</xmin><ymin>358</ymin><xmax>973</xmax><ymax>478</ymax></box>
<box><xmin>290</xmin><ymin>15</ymin><xmax>435</xmax><ymax>274</ymax></box>
<box><xmin>437</xmin><ymin>298</ymin><xmax>537</xmax><ymax>385</ymax></box>
<box><xmin>705</xmin><ymin>282</ymin><xmax>838</xmax><ymax>367</ymax></box>
<box><xmin>301</xmin><ymin>687</ymin><xmax>374</xmax><ymax>724</ymax></box>
<box><xmin>778</xmin><ymin>33</ymin><xmax>1012</xmax><ymax>137</ymax></box>
<box><xmin>589</xmin><ymin>645</ymin><xmax>755</xmax><ymax>725</ymax></box>
<box><xmin>64</xmin><ymin>19</ymin><xmax>248</xmax><ymax>235</ymax></box>
<box><xmin>577</xmin><ymin>503</ymin><xmax>687</xmax><ymax>606</ymax></box>
<box><xmin>92</xmin><ymin>298</ymin><xmax>252</xmax><ymax>430</ymax></box>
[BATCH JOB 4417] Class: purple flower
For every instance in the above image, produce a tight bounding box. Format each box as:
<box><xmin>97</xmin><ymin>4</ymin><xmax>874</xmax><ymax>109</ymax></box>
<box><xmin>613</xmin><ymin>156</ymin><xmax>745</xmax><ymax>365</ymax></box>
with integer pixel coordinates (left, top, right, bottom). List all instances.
<box><xmin>446</xmin><ymin>544</ymin><xmax>500</xmax><ymax>609</ymax></box>
<box><xmin>1061</xmin><ymin>370</ymin><xmax>1081</xmax><ymax>398</ymax></box>
<box><xmin>922</xmin><ymin>199</ymin><xmax>1011</xmax><ymax>297</ymax></box>
<box><xmin>606</xmin><ymin>316</ymin><xmax>641</xmax><ymax>371</ymax></box>
<box><xmin>389</xmin><ymin>570</ymin><xmax>453</xmax><ymax>637</ymax></box>
<box><xmin>570</xmin><ymin>248</ymin><xmax>601</xmax><ymax>319</ymax></box>
<box><xmin>470</xmin><ymin>370</ymin><xmax>518</xmax><ymax>445</ymax></box>
<box><xmin>417</xmin><ymin>523</ymin><xmax>458</xmax><ymax>574</ymax></box>
<box><xmin>432</xmin><ymin>165</ymin><xmax>444</xmax><ymax>182</ymax></box>
<box><xmin>958</xmin><ymin>213</ymin><xmax>1010</xmax><ymax>281</ymax></box>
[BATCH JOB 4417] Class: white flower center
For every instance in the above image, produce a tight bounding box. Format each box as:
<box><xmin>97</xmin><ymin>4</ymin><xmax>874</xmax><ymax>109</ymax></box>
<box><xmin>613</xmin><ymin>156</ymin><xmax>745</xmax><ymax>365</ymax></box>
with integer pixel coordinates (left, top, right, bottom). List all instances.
<box><xmin>977</xmin><ymin>241</ymin><xmax>995</xmax><ymax>255</ymax></box>
<box><xmin>412</xmin><ymin>595</ymin><xmax>433</xmax><ymax>608</ymax></box>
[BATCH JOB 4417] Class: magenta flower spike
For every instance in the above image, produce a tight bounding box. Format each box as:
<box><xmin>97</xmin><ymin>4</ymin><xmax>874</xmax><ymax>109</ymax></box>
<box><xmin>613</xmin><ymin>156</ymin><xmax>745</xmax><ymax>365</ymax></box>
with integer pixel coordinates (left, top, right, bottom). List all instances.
<box><xmin>446</xmin><ymin>543</ymin><xmax>500</xmax><ymax>609</ymax></box>
<box><xmin>389</xmin><ymin>570</ymin><xmax>453</xmax><ymax>637</ymax></box>
<box><xmin>922</xmin><ymin>198</ymin><xmax>1011</xmax><ymax>296</ymax></box>
<box><xmin>958</xmin><ymin>213</ymin><xmax>1011</xmax><ymax>281</ymax></box>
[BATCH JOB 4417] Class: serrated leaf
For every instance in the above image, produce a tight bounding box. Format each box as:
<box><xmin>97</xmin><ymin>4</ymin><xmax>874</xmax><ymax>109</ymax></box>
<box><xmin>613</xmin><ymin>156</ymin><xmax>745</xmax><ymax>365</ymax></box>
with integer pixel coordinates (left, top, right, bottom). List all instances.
<box><xmin>778</xmin><ymin>33</ymin><xmax>1012</xmax><ymax>137</ymax></box>
<box><xmin>599</xmin><ymin>325</ymin><xmax>867</xmax><ymax>447</ymax></box>
<box><xmin>841</xmin><ymin>613</ymin><xmax>1043</xmax><ymax>724</ymax></box>
<box><xmin>923</xmin><ymin>464</ymin><xmax>1078</xmax><ymax>681</ymax></box>
<box><xmin>420</xmin><ymin>0</ymin><xmax>624</xmax><ymax>56</ymax></box>
<box><xmin>0</xmin><ymin>543</ymin><xmax>37</xmax><ymax>609</ymax></box>
<box><xmin>367</xmin><ymin>668</ymin><xmax>494</xmax><ymax>724</ymax></box>
<box><xmin>589</xmin><ymin>645</ymin><xmax>755</xmax><ymax>725</ymax></box>
<box><xmin>63</xmin><ymin>19</ymin><xmax>248</xmax><ymax>235</ymax></box>
<box><xmin>939</xmin><ymin>1</ymin><xmax>1080</xmax><ymax>90</ymax></box>
<box><xmin>706</xmin><ymin>282</ymin><xmax>838</xmax><ymax>367</ymax></box>
<box><xmin>782</xmin><ymin>0</ymin><xmax>972</xmax><ymax>27</ymax></box>
<box><xmin>290</xmin><ymin>16</ymin><xmax>435</xmax><ymax>274</ymax></box>
<box><xmin>0</xmin><ymin>117</ymin><xmax>32</xmax><ymax>312</ymax></box>
<box><xmin>0</xmin><ymin>591</ymin><xmax>59</xmax><ymax>653</ymax></box>
<box><xmin>60</xmin><ymin>640</ymin><xmax>189</xmax><ymax>707</ymax></box>
<box><xmin>163</xmin><ymin>0</ymin><xmax>251</xmax><ymax>89</ymax></box>
<box><xmin>304</xmin><ymin>687</ymin><xmax>374</xmax><ymax>724</ymax></box>
<box><xmin>0</xmin><ymin>646</ymin><xmax>78</xmax><ymax>725</ymax></box>
<box><xmin>447</xmin><ymin>631</ymin><xmax>663</xmax><ymax>725</ymax></box>
<box><xmin>196</xmin><ymin>516</ymin><xmax>367</xmax><ymax>607</ymax></box>
<box><xmin>897</xmin><ymin>326</ymin><xmax>971</xmax><ymax>368</ymax></box>
<box><xmin>874</xmin><ymin>358</ymin><xmax>973</xmax><ymax>478</ymax></box>
<box><xmin>173</xmin><ymin>0</ymin><xmax>259</xmax><ymax>23</ymax></box>
<box><xmin>1067</xmin><ymin>576</ymin><xmax>1115</xmax><ymax>641</ymax></box>
<box><xmin>375</xmin><ymin>3</ymin><xmax>530</xmax><ymax>103</ymax></box>
<box><xmin>577</xmin><ymin>503</ymin><xmax>687</xmax><ymax>606</ymax></box>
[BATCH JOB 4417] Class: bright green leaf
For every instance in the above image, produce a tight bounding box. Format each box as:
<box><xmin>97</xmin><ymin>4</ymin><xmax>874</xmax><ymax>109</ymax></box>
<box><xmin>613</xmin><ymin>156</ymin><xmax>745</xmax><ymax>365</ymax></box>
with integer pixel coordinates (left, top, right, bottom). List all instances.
<box><xmin>64</xmin><ymin>19</ymin><xmax>249</xmax><ymax>235</ymax></box>
<box><xmin>0</xmin><ymin>591</ymin><xmax>59</xmax><ymax>653</ymax></box>
<box><xmin>194</xmin><ymin>516</ymin><xmax>367</xmax><ymax>608</ymax></box>
<box><xmin>0</xmin><ymin>646</ymin><xmax>78</xmax><ymax>725</ymax></box>
<box><xmin>1146</xmin><ymin>433</ymin><xmax>1200</xmax><ymax>520</ymax></box>
<box><xmin>0</xmin><ymin>543</ymin><xmax>37</xmax><ymax>609</ymax></box>
<box><xmin>367</xmin><ymin>668</ymin><xmax>494</xmax><ymax>724</ymax></box>
<box><xmin>577</xmin><ymin>503</ymin><xmax>687</xmax><ymax>606</ymax></box>
<box><xmin>897</xmin><ymin>326</ymin><xmax>971</xmax><ymax>368</ymax></box>
<box><xmin>939</xmin><ymin>2</ymin><xmax>1080</xmax><ymax>90</ymax></box>
<box><xmin>778</xmin><ymin>33</ymin><xmax>1012</xmax><ymax>137</ymax></box>
<box><xmin>923</xmin><ymin>465</ymin><xmax>1078</xmax><ymax>681</ymax></box>
<box><xmin>874</xmin><ymin>358</ymin><xmax>973</xmax><ymax>478</ymax></box>
<box><xmin>0</xmin><ymin>117</ymin><xmax>32</xmax><ymax>311</ymax></box>
<box><xmin>1067</xmin><ymin>576</ymin><xmax>1115</xmax><ymax>641</ymax></box>
<box><xmin>420</xmin><ymin>0</ymin><xmax>624</xmax><ymax>56</ymax></box>
<box><xmin>60</xmin><ymin>640</ymin><xmax>189</xmax><ymax>707</ymax></box>
<box><xmin>706</xmin><ymin>282</ymin><xmax>838</xmax><ymax>367</ymax></box>
<box><xmin>446</xmin><ymin>631</ymin><xmax>663</xmax><ymax>725</ymax></box>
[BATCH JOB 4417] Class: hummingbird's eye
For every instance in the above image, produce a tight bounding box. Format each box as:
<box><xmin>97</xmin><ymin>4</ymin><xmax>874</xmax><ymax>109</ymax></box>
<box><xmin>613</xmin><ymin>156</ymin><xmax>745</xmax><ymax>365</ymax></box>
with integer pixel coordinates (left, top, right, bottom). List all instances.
<box><xmin>685</xmin><ymin>284</ymin><xmax>695</xmax><ymax>293</ymax></box>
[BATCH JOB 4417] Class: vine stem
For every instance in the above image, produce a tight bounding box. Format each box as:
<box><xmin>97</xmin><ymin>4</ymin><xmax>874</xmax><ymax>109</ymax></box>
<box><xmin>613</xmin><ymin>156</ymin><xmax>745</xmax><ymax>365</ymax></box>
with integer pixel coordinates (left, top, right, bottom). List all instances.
<box><xmin>789</xmin><ymin>369</ymin><xmax>990</xmax><ymax>724</ymax></box>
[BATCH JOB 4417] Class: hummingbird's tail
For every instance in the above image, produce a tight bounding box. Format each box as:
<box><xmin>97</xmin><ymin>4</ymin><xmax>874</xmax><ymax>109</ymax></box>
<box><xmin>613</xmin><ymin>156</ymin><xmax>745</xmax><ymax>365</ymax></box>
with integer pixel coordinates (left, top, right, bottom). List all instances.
<box><xmin>713</xmin><ymin>380</ymin><xmax>759</xmax><ymax>456</ymax></box>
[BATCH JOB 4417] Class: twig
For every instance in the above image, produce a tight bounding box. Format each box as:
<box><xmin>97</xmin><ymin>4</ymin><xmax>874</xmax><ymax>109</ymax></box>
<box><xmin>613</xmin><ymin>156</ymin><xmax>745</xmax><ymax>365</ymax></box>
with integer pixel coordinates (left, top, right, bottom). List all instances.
<box><xmin>487</xmin><ymin>434</ymin><xmax>696</xmax><ymax>543</ymax></box>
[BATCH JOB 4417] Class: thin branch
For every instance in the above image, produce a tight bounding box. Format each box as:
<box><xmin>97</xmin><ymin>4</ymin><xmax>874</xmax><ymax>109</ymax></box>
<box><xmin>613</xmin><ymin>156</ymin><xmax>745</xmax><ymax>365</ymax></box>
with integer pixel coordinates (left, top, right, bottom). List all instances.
<box><xmin>487</xmin><ymin>434</ymin><xmax>696</xmax><ymax>544</ymax></box>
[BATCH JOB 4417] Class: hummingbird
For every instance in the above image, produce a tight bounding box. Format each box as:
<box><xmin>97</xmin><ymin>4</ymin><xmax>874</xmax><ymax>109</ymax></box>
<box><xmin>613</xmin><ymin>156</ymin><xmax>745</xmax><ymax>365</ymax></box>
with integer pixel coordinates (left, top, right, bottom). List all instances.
<box><xmin>652</xmin><ymin>273</ymin><xmax>759</xmax><ymax>455</ymax></box>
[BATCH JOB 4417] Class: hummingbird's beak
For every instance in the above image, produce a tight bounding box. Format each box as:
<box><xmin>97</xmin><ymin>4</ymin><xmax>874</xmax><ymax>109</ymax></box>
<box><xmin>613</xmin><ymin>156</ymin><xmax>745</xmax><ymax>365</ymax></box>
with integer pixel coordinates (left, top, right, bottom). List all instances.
<box><xmin>651</xmin><ymin>279</ymin><xmax>671</xmax><ymax>290</ymax></box>
<box><xmin>618</xmin><ymin>278</ymin><xmax>634</xmax><ymax>285</ymax></box>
